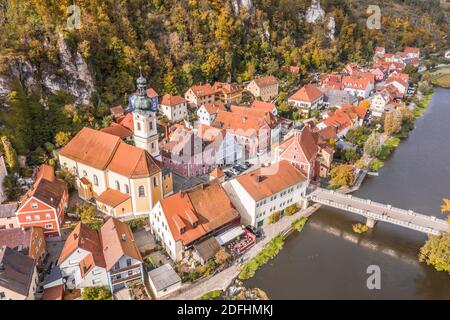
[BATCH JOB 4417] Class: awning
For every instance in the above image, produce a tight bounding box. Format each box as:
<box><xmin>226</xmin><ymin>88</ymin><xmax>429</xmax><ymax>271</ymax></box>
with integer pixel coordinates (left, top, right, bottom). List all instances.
<box><xmin>215</xmin><ymin>226</ymin><xmax>245</xmax><ymax>246</ymax></box>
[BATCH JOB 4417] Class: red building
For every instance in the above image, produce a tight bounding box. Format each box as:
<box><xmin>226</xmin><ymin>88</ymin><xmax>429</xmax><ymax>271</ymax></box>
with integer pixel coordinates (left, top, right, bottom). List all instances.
<box><xmin>16</xmin><ymin>165</ymin><xmax>68</xmax><ymax>238</ymax></box>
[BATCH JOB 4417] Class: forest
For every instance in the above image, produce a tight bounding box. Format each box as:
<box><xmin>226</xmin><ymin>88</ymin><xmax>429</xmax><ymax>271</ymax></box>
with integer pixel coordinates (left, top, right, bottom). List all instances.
<box><xmin>0</xmin><ymin>0</ymin><xmax>448</xmax><ymax>162</ymax></box>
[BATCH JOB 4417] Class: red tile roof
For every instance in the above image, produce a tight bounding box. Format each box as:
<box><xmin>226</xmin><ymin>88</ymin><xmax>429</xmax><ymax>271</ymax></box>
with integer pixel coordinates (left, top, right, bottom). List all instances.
<box><xmin>236</xmin><ymin>161</ymin><xmax>307</xmax><ymax>201</ymax></box>
<box><xmin>160</xmin><ymin>94</ymin><xmax>185</xmax><ymax>106</ymax></box>
<box><xmin>253</xmin><ymin>76</ymin><xmax>278</xmax><ymax>87</ymax></box>
<box><xmin>96</xmin><ymin>189</ymin><xmax>130</xmax><ymax>208</ymax></box>
<box><xmin>101</xmin><ymin>123</ymin><xmax>133</xmax><ymax>138</ymax></box>
<box><xmin>189</xmin><ymin>84</ymin><xmax>216</xmax><ymax>98</ymax></box>
<box><xmin>289</xmin><ymin>84</ymin><xmax>324</xmax><ymax>103</ymax></box>
<box><xmin>250</xmin><ymin>101</ymin><xmax>275</xmax><ymax>113</ymax></box>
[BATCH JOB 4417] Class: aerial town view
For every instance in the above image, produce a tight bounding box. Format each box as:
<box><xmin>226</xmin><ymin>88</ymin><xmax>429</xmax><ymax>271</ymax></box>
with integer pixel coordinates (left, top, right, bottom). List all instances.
<box><xmin>0</xmin><ymin>0</ymin><xmax>449</xmax><ymax>309</ymax></box>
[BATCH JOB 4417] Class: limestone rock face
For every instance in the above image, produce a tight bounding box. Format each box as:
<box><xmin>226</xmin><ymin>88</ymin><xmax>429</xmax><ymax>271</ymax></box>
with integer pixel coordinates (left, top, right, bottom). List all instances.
<box><xmin>231</xmin><ymin>0</ymin><xmax>254</xmax><ymax>15</ymax></box>
<box><xmin>327</xmin><ymin>16</ymin><xmax>336</xmax><ymax>40</ymax></box>
<box><xmin>306</xmin><ymin>0</ymin><xmax>325</xmax><ymax>24</ymax></box>
<box><xmin>0</xmin><ymin>34</ymin><xmax>95</xmax><ymax>107</ymax></box>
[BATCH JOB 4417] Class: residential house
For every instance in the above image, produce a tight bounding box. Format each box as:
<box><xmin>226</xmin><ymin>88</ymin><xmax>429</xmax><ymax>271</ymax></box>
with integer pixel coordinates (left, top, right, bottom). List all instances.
<box><xmin>197</xmin><ymin>102</ymin><xmax>227</xmax><ymax>126</ymax></box>
<box><xmin>213</xmin><ymin>82</ymin><xmax>242</xmax><ymax>105</ymax></box>
<box><xmin>16</xmin><ymin>165</ymin><xmax>68</xmax><ymax>238</ymax></box>
<box><xmin>385</xmin><ymin>76</ymin><xmax>409</xmax><ymax>98</ymax></box>
<box><xmin>370</xmin><ymin>91</ymin><xmax>393</xmax><ymax>117</ymax></box>
<box><xmin>58</xmin><ymin>218</ymin><xmax>144</xmax><ymax>293</ymax></box>
<box><xmin>0</xmin><ymin>227</ymin><xmax>47</xmax><ymax>265</ymax></box>
<box><xmin>278</xmin><ymin>126</ymin><xmax>334</xmax><ymax>181</ymax></box>
<box><xmin>404</xmin><ymin>47</ymin><xmax>420</xmax><ymax>59</ymax></box>
<box><xmin>342</xmin><ymin>76</ymin><xmax>374</xmax><ymax>98</ymax></box>
<box><xmin>370</xmin><ymin>67</ymin><xmax>387</xmax><ymax>81</ymax></box>
<box><xmin>316</xmin><ymin>103</ymin><xmax>368</xmax><ymax>138</ymax></box>
<box><xmin>149</xmin><ymin>183</ymin><xmax>240</xmax><ymax>261</ymax></box>
<box><xmin>288</xmin><ymin>84</ymin><xmax>324</xmax><ymax>113</ymax></box>
<box><xmin>184</xmin><ymin>84</ymin><xmax>216</xmax><ymax>107</ymax></box>
<box><xmin>110</xmin><ymin>106</ymin><xmax>125</xmax><ymax>121</ymax></box>
<box><xmin>223</xmin><ymin>161</ymin><xmax>308</xmax><ymax>227</ymax></box>
<box><xmin>0</xmin><ymin>202</ymin><xmax>19</xmax><ymax>230</ymax></box>
<box><xmin>245</xmin><ymin>76</ymin><xmax>279</xmax><ymax>102</ymax></box>
<box><xmin>59</xmin><ymin>127</ymin><xmax>173</xmax><ymax>220</ymax></box>
<box><xmin>147</xmin><ymin>263</ymin><xmax>182</xmax><ymax>299</ymax></box>
<box><xmin>159</xmin><ymin>94</ymin><xmax>187</xmax><ymax>123</ymax></box>
<box><xmin>0</xmin><ymin>245</ymin><xmax>39</xmax><ymax>300</ymax></box>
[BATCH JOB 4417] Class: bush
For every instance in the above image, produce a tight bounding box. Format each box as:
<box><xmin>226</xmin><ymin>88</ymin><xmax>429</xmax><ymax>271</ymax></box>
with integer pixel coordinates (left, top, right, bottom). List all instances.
<box><xmin>284</xmin><ymin>204</ymin><xmax>298</xmax><ymax>216</ymax></box>
<box><xmin>82</xmin><ymin>286</ymin><xmax>112</xmax><ymax>300</ymax></box>
<box><xmin>291</xmin><ymin>217</ymin><xmax>308</xmax><ymax>232</ymax></box>
<box><xmin>267</xmin><ymin>211</ymin><xmax>281</xmax><ymax>224</ymax></box>
<box><xmin>369</xmin><ymin>159</ymin><xmax>384</xmax><ymax>172</ymax></box>
<box><xmin>238</xmin><ymin>236</ymin><xmax>285</xmax><ymax>281</ymax></box>
<box><xmin>199</xmin><ymin>290</ymin><xmax>223</xmax><ymax>300</ymax></box>
<box><xmin>126</xmin><ymin>217</ymin><xmax>147</xmax><ymax>231</ymax></box>
<box><xmin>352</xmin><ymin>223</ymin><xmax>369</xmax><ymax>234</ymax></box>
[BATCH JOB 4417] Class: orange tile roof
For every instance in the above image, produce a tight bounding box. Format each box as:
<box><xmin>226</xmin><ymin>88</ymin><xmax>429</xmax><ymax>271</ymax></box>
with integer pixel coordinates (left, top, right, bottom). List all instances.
<box><xmin>213</xmin><ymin>82</ymin><xmax>242</xmax><ymax>94</ymax></box>
<box><xmin>229</xmin><ymin>106</ymin><xmax>279</xmax><ymax>128</ymax></box>
<box><xmin>250</xmin><ymin>101</ymin><xmax>275</xmax><ymax>113</ymax></box>
<box><xmin>96</xmin><ymin>189</ymin><xmax>130</xmax><ymax>207</ymax></box>
<box><xmin>253</xmin><ymin>76</ymin><xmax>278</xmax><ymax>87</ymax></box>
<box><xmin>42</xmin><ymin>284</ymin><xmax>64</xmax><ymax>300</ymax></box>
<box><xmin>101</xmin><ymin>124</ymin><xmax>133</xmax><ymax>138</ymax></box>
<box><xmin>342</xmin><ymin>76</ymin><xmax>371</xmax><ymax>90</ymax></box>
<box><xmin>146</xmin><ymin>87</ymin><xmax>158</xmax><ymax>99</ymax></box>
<box><xmin>190</xmin><ymin>84</ymin><xmax>216</xmax><ymax>98</ymax></box>
<box><xmin>100</xmin><ymin>218</ymin><xmax>143</xmax><ymax>270</ymax></box>
<box><xmin>59</xmin><ymin>127</ymin><xmax>121</xmax><ymax>169</ymax></box>
<box><xmin>110</xmin><ymin>106</ymin><xmax>125</xmax><ymax>116</ymax></box>
<box><xmin>106</xmin><ymin>142</ymin><xmax>162</xmax><ymax>178</ymax></box>
<box><xmin>213</xmin><ymin>110</ymin><xmax>269</xmax><ymax>137</ymax></box>
<box><xmin>118</xmin><ymin>113</ymin><xmax>134</xmax><ymax>132</ymax></box>
<box><xmin>202</xmin><ymin>102</ymin><xmax>227</xmax><ymax>115</ymax></box>
<box><xmin>279</xmin><ymin>126</ymin><xmax>319</xmax><ymax>162</ymax></box>
<box><xmin>58</xmin><ymin>223</ymin><xmax>106</xmax><ymax>268</ymax></box>
<box><xmin>289</xmin><ymin>84</ymin><xmax>324</xmax><ymax>103</ymax></box>
<box><xmin>236</xmin><ymin>161</ymin><xmax>306</xmax><ymax>201</ymax></box>
<box><xmin>160</xmin><ymin>94</ymin><xmax>185</xmax><ymax>106</ymax></box>
<box><xmin>159</xmin><ymin>183</ymin><xmax>239</xmax><ymax>246</ymax></box>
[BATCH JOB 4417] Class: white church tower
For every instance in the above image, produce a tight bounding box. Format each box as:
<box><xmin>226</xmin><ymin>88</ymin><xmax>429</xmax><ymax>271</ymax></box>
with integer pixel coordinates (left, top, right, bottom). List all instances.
<box><xmin>130</xmin><ymin>70</ymin><xmax>160</xmax><ymax>159</ymax></box>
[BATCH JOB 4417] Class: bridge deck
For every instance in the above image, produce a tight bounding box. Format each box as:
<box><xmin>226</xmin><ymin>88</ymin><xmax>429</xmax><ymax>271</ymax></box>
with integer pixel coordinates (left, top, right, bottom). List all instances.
<box><xmin>308</xmin><ymin>188</ymin><xmax>449</xmax><ymax>235</ymax></box>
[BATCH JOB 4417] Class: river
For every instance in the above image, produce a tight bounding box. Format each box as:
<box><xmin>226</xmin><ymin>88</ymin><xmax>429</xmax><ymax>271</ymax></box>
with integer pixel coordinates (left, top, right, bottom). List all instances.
<box><xmin>245</xmin><ymin>87</ymin><xmax>450</xmax><ymax>299</ymax></box>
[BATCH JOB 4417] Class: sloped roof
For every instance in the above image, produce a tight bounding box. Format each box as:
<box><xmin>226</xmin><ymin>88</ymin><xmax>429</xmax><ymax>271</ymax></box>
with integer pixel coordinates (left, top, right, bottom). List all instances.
<box><xmin>279</xmin><ymin>126</ymin><xmax>319</xmax><ymax>162</ymax></box>
<box><xmin>289</xmin><ymin>84</ymin><xmax>324</xmax><ymax>103</ymax></box>
<box><xmin>202</xmin><ymin>102</ymin><xmax>227</xmax><ymax>115</ymax></box>
<box><xmin>96</xmin><ymin>189</ymin><xmax>130</xmax><ymax>208</ymax></box>
<box><xmin>100</xmin><ymin>218</ymin><xmax>143</xmax><ymax>270</ymax></box>
<box><xmin>59</xmin><ymin>127</ymin><xmax>121</xmax><ymax>169</ymax></box>
<box><xmin>189</xmin><ymin>84</ymin><xmax>216</xmax><ymax>98</ymax></box>
<box><xmin>160</xmin><ymin>94</ymin><xmax>185</xmax><ymax>106</ymax></box>
<box><xmin>0</xmin><ymin>202</ymin><xmax>18</xmax><ymax>219</ymax></box>
<box><xmin>106</xmin><ymin>143</ymin><xmax>162</xmax><ymax>178</ymax></box>
<box><xmin>236</xmin><ymin>161</ymin><xmax>307</xmax><ymax>201</ymax></box>
<box><xmin>101</xmin><ymin>124</ymin><xmax>133</xmax><ymax>139</ymax></box>
<box><xmin>159</xmin><ymin>183</ymin><xmax>239</xmax><ymax>246</ymax></box>
<box><xmin>58</xmin><ymin>223</ymin><xmax>106</xmax><ymax>269</ymax></box>
<box><xmin>213</xmin><ymin>82</ymin><xmax>242</xmax><ymax>94</ymax></box>
<box><xmin>253</xmin><ymin>76</ymin><xmax>278</xmax><ymax>87</ymax></box>
<box><xmin>0</xmin><ymin>246</ymin><xmax>35</xmax><ymax>296</ymax></box>
<box><xmin>250</xmin><ymin>101</ymin><xmax>276</xmax><ymax>113</ymax></box>
<box><xmin>0</xmin><ymin>228</ymin><xmax>34</xmax><ymax>256</ymax></box>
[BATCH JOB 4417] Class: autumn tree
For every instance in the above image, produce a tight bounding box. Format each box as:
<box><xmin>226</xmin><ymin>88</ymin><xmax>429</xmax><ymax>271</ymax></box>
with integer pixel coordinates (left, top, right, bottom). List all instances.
<box><xmin>75</xmin><ymin>203</ymin><xmax>97</xmax><ymax>225</ymax></box>
<box><xmin>384</xmin><ymin>110</ymin><xmax>403</xmax><ymax>135</ymax></box>
<box><xmin>364</xmin><ymin>132</ymin><xmax>382</xmax><ymax>158</ymax></box>
<box><xmin>330</xmin><ymin>165</ymin><xmax>354</xmax><ymax>187</ymax></box>
<box><xmin>82</xmin><ymin>286</ymin><xmax>112</xmax><ymax>300</ymax></box>
<box><xmin>1</xmin><ymin>136</ymin><xmax>19</xmax><ymax>173</ymax></box>
<box><xmin>54</xmin><ymin>132</ymin><xmax>71</xmax><ymax>148</ymax></box>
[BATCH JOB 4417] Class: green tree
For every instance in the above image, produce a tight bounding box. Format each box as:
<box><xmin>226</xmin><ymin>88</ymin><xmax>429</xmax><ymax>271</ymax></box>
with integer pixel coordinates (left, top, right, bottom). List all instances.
<box><xmin>343</xmin><ymin>149</ymin><xmax>360</xmax><ymax>164</ymax></box>
<box><xmin>3</xmin><ymin>175</ymin><xmax>22</xmax><ymax>201</ymax></box>
<box><xmin>1</xmin><ymin>136</ymin><xmax>19</xmax><ymax>173</ymax></box>
<box><xmin>81</xmin><ymin>286</ymin><xmax>112</xmax><ymax>300</ymax></box>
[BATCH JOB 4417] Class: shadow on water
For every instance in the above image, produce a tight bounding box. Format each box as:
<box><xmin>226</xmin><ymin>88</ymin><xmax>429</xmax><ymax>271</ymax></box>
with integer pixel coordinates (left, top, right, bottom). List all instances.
<box><xmin>245</xmin><ymin>88</ymin><xmax>450</xmax><ymax>299</ymax></box>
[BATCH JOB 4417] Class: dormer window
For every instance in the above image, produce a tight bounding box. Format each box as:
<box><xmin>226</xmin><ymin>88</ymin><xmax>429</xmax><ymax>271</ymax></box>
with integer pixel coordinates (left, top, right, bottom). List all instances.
<box><xmin>31</xmin><ymin>202</ymin><xmax>38</xmax><ymax>209</ymax></box>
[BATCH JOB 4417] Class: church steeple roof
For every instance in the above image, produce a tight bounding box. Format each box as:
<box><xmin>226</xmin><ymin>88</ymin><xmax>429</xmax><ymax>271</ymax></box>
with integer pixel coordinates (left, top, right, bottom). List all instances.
<box><xmin>129</xmin><ymin>67</ymin><xmax>156</xmax><ymax>113</ymax></box>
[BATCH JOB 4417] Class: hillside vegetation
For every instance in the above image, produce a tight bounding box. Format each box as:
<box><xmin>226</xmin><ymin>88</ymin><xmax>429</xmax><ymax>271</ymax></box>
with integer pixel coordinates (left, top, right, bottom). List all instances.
<box><xmin>1</xmin><ymin>0</ymin><xmax>448</xmax><ymax>106</ymax></box>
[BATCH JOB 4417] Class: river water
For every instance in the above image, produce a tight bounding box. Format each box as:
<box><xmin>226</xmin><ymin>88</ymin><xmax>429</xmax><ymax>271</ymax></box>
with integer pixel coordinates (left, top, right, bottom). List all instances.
<box><xmin>245</xmin><ymin>87</ymin><xmax>450</xmax><ymax>299</ymax></box>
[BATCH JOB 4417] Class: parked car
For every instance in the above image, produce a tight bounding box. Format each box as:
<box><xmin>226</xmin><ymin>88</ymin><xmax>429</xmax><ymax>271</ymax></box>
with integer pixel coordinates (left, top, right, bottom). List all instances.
<box><xmin>230</xmin><ymin>168</ymin><xmax>240</xmax><ymax>175</ymax></box>
<box><xmin>244</xmin><ymin>161</ymin><xmax>252</xmax><ymax>168</ymax></box>
<box><xmin>232</xmin><ymin>165</ymin><xmax>245</xmax><ymax>173</ymax></box>
<box><xmin>224</xmin><ymin>170</ymin><xmax>233</xmax><ymax>178</ymax></box>
<box><xmin>236</xmin><ymin>164</ymin><xmax>247</xmax><ymax>172</ymax></box>
<box><xmin>245</xmin><ymin>225</ymin><xmax>262</xmax><ymax>238</ymax></box>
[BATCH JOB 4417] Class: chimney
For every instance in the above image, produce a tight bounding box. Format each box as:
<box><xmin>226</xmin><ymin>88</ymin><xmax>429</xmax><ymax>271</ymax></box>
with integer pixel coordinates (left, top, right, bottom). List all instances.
<box><xmin>256</xmin><ymin>175</ymin><xmax>264</xmax><ymax>183</ymax></box>
<box><xmin>121</xmin><ymin>234</ymin><xmax>126</xmax><ymax>241</ymax></box>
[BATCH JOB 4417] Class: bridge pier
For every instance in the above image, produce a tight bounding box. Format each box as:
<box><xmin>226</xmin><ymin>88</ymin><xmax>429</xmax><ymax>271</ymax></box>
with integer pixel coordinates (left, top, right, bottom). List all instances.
<box><xmin>366</xmin><ymin>218</ymin><xmax>377</xmax><ymax>228</ymax></box>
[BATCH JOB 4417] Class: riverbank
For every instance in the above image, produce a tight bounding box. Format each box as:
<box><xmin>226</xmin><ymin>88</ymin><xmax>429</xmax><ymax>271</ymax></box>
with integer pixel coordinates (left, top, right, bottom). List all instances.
<box><xmin>432</xmin><ymin>73</ymin><xmax>450</xmax><ymax>88</ymax></box>
<box><xmin>164</xmin><ymin>204</ymin><xmax>320</xmax><ymax>300</ymax></box>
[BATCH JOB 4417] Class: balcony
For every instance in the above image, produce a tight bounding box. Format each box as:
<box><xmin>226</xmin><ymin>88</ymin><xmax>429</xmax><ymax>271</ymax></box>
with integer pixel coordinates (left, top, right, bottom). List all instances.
<box><xmin>111</xmin><ymin>272</ymin><xmax>142</xmax><ymax>285</ymax></box>
<box><xmin>109</xmin><ymin>263</ymin><xmax>141</xmax><ymax>275</ymax></box>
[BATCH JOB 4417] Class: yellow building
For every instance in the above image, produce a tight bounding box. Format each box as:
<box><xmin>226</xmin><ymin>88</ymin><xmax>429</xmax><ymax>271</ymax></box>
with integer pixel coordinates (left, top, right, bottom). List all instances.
<box><xmin>58</xmin><ymin>127</ymin><xmax>173</xmax><ymax>220</ymax></box>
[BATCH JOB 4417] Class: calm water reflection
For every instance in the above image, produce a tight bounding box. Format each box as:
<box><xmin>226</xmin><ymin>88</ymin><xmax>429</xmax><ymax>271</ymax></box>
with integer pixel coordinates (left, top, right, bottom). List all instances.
<box><xmin>245</xmin><ymin>88</ymin><xmax>450</xmax><ymax>299</ymax></box>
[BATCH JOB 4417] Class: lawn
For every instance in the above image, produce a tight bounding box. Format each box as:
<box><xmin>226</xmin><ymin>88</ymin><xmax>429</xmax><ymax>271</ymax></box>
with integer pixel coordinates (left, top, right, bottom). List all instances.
<box><xmin>433</xmin><ymin>73</ymin><xmax>450</xmax><ymax>88</ymax></box>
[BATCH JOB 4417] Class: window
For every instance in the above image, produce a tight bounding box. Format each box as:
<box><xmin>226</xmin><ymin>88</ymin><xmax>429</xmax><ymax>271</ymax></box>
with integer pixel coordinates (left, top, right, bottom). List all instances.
<box><xmin>44</xmin><ymin>224</ymin><xmax>52</xmax><ymax>229</ymax></box>
<box><xmin>0</xmin><ymin>292</ymin><xmax>5</xmax><ymax>299</ymax></box>
<box><xmin>93</xmin><ymin>175</ymin><xmax>98</xmax><ymax>186</ymax></box>
<box><xmin>115</xmin><ymin>180</ymin><xmax>120</xmax><ymax>191</ymax></box>
<box><xmin>34</xmin><ymin>215</ymin><xmax>40</xmax><ymax>221</ymax></box>
<box><xmin>125</xmin><ymin>184</ymin><xmax>129</xmax><ymax>194</ymax></box>
<box><xmin>45</xmin><ymin>214</ymin><xmax>51</xmax><ymax>219</ymax></box>
<box><xmin>138</xmin><ymin>186</ymin><xmax>145</xmax><ymax>197</ymax></box>
<box><xmin>114</xmin><ymin>262</ymin><xmax>120</xmax><ymax>270</ymax></box>
<box><xmin>153</xmin><ymin>177</ymin><xmax>158</xmax><ymax>187</ymax></box>
<box><xmin>31</xmin><ymin>202</ymin><xmax>38</xmax><ymax>209</ymax></box>
<box><xmin>83</xmin><ymin>170</ymin><xmax>87</xmax><ymax>177</ymax></box>
<box><xmin>26</xmin><ymin>216</ymin><xmax>31</xmax><ymax>222</ymax></box>
<box><xmin>128</xmin><ymin>270</ymin><xmax>133</xmax><ymax>276</ymax></box>
<box><xmin>137</xmin><ymin>122</ymin><xmax>141</xmax><ymax>131</ymax></box>
<box><xmin>127</xmin><ymin>259</ymin><xmax>132</xmax><ymax>267</ymax></box>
